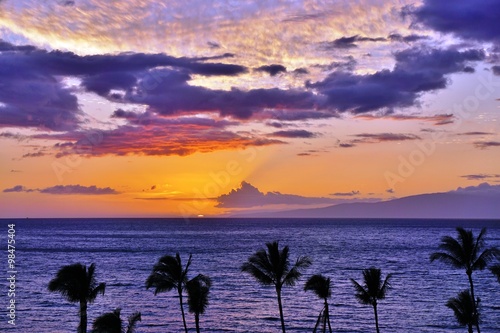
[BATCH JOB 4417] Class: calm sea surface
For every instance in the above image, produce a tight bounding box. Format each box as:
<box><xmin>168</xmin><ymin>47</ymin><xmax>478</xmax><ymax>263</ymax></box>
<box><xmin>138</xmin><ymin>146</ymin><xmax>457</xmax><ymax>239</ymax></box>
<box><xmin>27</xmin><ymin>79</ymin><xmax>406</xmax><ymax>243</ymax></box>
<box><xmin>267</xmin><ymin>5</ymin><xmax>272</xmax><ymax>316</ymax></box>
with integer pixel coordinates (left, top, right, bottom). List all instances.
<box><xmin>0</xmin><ymin>218</ymin><xmax>499</xmax><ymax>332</ymax></box>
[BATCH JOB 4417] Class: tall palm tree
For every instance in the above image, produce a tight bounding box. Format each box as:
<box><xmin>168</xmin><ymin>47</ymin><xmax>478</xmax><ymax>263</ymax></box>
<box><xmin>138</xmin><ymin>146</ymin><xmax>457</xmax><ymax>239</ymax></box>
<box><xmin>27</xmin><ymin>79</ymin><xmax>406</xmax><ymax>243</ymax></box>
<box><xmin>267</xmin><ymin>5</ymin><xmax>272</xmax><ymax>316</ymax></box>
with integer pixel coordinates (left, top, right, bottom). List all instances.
<box><xmin>490</xmin><ymin>264</ymin><xmax>500</xmax><ymax>284</ymax></box>
<box><xmin>186</xmin><ymin>274</ymin><xmax>212</xmax><ymax>333</ymax></box>
<box><xmin>146</xmin><ymin>253</ymin><xmax>192</xmax><ymax>333</ymax></box>
<box><xmin>304</xmin><ymin>274</ymin><xmax>333</xmax><ymax>333</ymax></box>
<box><xmin>91</xmin><ymin>308</ymin><xmax>141</xmax><ymax>333</ymax></box>
<box><xmin>241</xmin><ymin>241</ymin><xmax>312</xmax><ymax>333</ymax></box>
<box><xmin>351</xmin><ymin>267</ymin><xmax>392</xmax><ymax>333</ymax></box>
<box><xmin>430</xmin><ymin>227</ymin><xmax>498</xmax><ymax>333</ymax></box>
<box><xmin>48</xmin><ymin>263</ymin><xmax>106</xmax><ymax>333</ymax></box>
<box><xmin>446</xmin><ymin>290</ymin><xmax>478</xmax><ymax>333</ymax></box>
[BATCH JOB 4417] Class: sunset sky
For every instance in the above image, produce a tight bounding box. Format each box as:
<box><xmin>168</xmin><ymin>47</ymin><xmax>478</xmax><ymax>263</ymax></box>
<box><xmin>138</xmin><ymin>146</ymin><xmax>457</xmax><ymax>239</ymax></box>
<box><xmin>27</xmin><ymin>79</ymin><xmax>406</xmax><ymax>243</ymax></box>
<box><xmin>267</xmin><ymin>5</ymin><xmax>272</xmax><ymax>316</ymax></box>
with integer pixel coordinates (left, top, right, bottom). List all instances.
<box><xmin>1</xmin><ymin>0</ymin><xmax>499</xmax><ymax>218</ymax></box>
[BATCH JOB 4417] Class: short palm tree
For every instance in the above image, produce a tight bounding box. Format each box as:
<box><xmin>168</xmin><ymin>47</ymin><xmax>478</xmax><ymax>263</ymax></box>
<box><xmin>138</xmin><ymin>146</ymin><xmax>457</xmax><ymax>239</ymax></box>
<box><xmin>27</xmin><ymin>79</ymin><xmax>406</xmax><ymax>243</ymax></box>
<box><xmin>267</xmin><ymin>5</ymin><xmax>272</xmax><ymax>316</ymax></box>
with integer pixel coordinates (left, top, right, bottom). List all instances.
<box><xmin>430</xmin><ymin>227</ymin><xmax>498</xmax><ymax>333</ymax></box>
<box><xmin>304</xmin><ymin>274</ymin><xmax>333</xmax><ymax>333</ymax></box>
<box><xmin>186</xmin><ymin>274</ymin><xmax>212</xmax><ymax>333</ymax></box>
<box><xmin>241</xmin><ymin>241</ymin><xmax>312</xmax><ymax>333</ymax></box>
<box><xmin>351</xmin><ymin>267</ymin><xmax>392</xmax><ymax>333</ymax></box>
<box><xmin>91</xmin><ymin>308</ymin><xmax>141</xmax><ymax>333</ymax></box>
<box><xmin>48</xmin><ymin>263</ymin><xmax>106</xmax><ymax>333</ymax></box>
<box><xmin>490</xmin><ymin>264</ymin><xmax>500</xmax><ymax>283</ymax></box>
<box><xmin>446</xmin><ymin>290</ymin><xmax>478</xmax><ymax>333</ymax></box>
<box><xmin>146</xmin><ymin>253</ymin><xmax>192</xmax><ymax>333</ymax></box>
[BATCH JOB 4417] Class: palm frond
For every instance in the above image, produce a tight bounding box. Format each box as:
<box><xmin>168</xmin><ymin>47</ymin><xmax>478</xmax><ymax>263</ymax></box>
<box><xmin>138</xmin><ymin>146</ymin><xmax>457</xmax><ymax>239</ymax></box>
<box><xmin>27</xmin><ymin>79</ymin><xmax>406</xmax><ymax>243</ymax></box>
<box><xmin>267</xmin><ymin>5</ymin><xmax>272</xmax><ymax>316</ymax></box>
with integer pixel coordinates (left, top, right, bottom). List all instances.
<box><xmin>350</xmin><ymin>278</ymin><xmax>371</xmax><ymax>305</ymax></box>
<box><xmin>304</xmin><ymin>274</ymin><xmax>331</xmax><ymax>299</ymax></box>
<box><xmin>472</xmin><ymin>247</ymin><xmax>499</xmax><ymax>271</ymax></box>
<box><xmin>446</xmin><ymin>289</ymin><xmax>478</xmax><ymax>327</ymax></box>
<box><xmin>377</xmin><ymin>273</ymin><xmax>393</xmax><ymax>300</ymax></box>
<box><xmin>186</xmin><ymin>274</ymin><xmax>212</xmax><ymax>315</ymax></box>
<box><xmin>91</xmin><ymin>308</ymin><xmax>122</xmax><ymax>333</ymax></box>
<box><xmin>490</xmin><ymin>264</ymin><xmax>500</xmax><ymax>283</ymax></box>
<box><xmin>283</xmin><ymin>256</ymin><xmax>312</xmax><ymax>287</ymax></box>
<box><xmin>126</xmin><ymin>312</ymin><xmax>141</xmax><ymax>333</ymax></box>
<box><xmin>88</xmin><ymin>283</ymin><xmax>106</xmax><ymax>303</ymax></box>
<box><xmin>429</xmin><ymin>252</ymin><xmax>463</xmax><ymax>268</ymax></box>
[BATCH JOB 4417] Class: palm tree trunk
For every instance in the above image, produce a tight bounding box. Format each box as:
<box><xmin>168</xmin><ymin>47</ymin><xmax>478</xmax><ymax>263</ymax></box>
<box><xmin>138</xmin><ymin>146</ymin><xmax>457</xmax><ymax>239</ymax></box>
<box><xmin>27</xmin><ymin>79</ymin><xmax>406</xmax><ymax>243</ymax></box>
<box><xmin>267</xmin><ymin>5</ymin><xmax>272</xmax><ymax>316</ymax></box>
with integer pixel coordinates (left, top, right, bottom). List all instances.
<box><xmin>467</xmin><ymin>272</ymin><xmax>480</xmax><ymax>333</ymax></box>
<box><xmin>79</xmin><ymin>300</ymin><xmax>87</xmax><ymax>333</ymax></box>
<box><xmin>468</xmin><ymin>323</ymin><xmax>473</xmax><ymax>333</ymax></box>
<box><xmin>325</xmin><ymin>301</ymin><xmax>332</xmax><ymax>333</ymax></box>
<box><xmin>276</xmin><ymin>286</ymin><xmax>286</xmax><ymax>333</ymax></box>
<box><xmin>322</xmin><ymin>307</ymin><xmax>327</xmax><ymax>333</ymax></box>
<box><xmin>373</xmin><ymin>302</ymin><xmax>380</xmax><ymax>333</ymax></box>
<box><xmin>178</xmin><ymin>286</ymin><xmax>188</xmax><ymax>333</ymax></box>
<box><xmin>195</xmin><ymin>313</ymin><xmax>200</xmax><ymax>333</ymax></box>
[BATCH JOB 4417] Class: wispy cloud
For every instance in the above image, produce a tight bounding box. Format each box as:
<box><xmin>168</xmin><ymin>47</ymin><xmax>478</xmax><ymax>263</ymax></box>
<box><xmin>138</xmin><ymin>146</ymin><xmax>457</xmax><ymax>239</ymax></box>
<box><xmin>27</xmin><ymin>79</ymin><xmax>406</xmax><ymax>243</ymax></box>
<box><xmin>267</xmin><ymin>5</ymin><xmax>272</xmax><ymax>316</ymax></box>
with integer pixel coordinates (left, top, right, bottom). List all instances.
<box><xmin>356</xmin><ymin>113</ymin><xmax>454</xmax><ymax>126</ymax></box>
<box><xmin>269</xmin><ymin>130</ymin><xmax>317</xmax><ymax>139</ymax></box>
<box><xmin>460</xmin><ymin>174</ymin><xmax>500</xmax><ymax>181</ymax></box>
<box><xmin>3</xmin><ymin>184</ymin><xmax>119</xmax><ymax>195</ymax></box>
<box><xmin>473</xmin><ymin>141</ymin><xmax>500</xmax><ymax>149</ymax></box>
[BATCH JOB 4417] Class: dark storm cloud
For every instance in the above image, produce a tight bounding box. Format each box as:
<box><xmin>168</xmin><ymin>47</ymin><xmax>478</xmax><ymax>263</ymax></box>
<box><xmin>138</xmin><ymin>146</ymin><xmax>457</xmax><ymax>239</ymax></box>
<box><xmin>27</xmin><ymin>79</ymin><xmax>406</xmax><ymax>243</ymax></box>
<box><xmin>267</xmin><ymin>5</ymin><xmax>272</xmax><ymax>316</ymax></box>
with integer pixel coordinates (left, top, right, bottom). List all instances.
<box><xmin>269</xmin><ymin>130</ymin><xmax>317</xmax><ymax>138</ymax></box>
<box><xmin>307</xmin><ymin>47</ymin><xmax>484</xmax><ymax>113</ymax></box>
<box><xmin>411</xmin><ymin>0</ymin><xmax>500</xmax><ymax>43</ymax></box>
<box><xmin>256</xmin><ymin>64</ymin><xmax>287</xmax><ymax>76</ymax></box>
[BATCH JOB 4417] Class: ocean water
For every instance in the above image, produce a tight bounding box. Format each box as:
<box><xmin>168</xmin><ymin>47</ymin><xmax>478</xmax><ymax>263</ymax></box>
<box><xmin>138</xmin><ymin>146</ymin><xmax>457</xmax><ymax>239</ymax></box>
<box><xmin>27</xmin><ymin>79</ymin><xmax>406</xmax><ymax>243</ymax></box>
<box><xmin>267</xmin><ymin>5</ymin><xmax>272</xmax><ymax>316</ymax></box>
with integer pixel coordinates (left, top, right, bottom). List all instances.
<box><xmin>0</xmin><ymin>218</ymin><xmax>499</xmax><ymax>332</ymax></box>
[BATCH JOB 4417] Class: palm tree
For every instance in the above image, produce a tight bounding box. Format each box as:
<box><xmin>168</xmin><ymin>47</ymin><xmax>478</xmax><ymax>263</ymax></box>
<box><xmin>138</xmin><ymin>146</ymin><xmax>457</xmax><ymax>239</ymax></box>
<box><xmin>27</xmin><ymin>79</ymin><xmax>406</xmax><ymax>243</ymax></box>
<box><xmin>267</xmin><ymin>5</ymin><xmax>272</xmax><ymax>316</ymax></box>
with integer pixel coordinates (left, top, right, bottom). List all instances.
<box><xmin>351</xmin><ymin>267</ymin><xmax>392</xmax><ymax>333</ymax></box>
<box><xmin>146</xmin><ymin>253</ymin><xmax>192</xmax><ymax>333</ymax></box>
<box><xmin>186</xmin><ymin>274</ymin><xmax>212</xmax><ymax>333</ymax></box>
<box><xmin>91</xmin><ymin>308</ymin><xmax>141</xmax><ymax>333</ymax></box>
<box><xmin>304</xmin><ymin>274</ymin><xmax>333</xmax><ymax>333</ymax></box>
<box><xmin>48</xmin><ymin>263</ymin><xmax>106</xmax><ymax>333</ymax></box>
<box><xmin>430</xmin><ymin>227</ymin><xmax>498</xmax><ymax>333</ymax></box>
<box><xmin>241</xmin><ymin>241</ymin><xmax>312</xmax><ymax>333</ymax></box>
<box><xmin>446</xmin><ymin>290</ymin><xmax>478</xmax><ymax>333</ymax></box>
<box><xmin>490</xmin><ymin>264</ymin><xmax>500</xmax><ymax>283</ymax></box>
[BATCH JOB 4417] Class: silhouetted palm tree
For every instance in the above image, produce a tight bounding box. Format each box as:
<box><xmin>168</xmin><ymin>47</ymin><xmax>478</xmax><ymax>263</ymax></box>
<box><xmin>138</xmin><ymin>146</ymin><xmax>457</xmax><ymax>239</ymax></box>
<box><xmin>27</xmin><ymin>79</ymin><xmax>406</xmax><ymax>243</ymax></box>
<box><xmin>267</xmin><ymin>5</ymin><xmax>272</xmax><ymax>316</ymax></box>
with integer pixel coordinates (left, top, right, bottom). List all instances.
<box><xmin>446</xmin><ymin>290</ymin><xmax>478</xmax><ymax>333</ymax></box>
<box><xmin>430</xmin><ymin>227</ymin><xmax>498</xmax><ymax>333</ymax></box>
<box><xmin>146</xmin><ymin>253</ymin><xmax>192</xmax><ymax>333</ymax></box>
<box><xmin>304</xmin><ymin>274</ymin><xmax>333</xmax><ymax>333</ymax></box>
<box><xmin>490</xmin><ymin>264</ymin><xmax>500</xmax><ymax>284</ymax></box>
<box><xmin>186</xmin><ymin>274</ymin><xmax>212</xmax><ymax>333</ymax></box>
<box><xmin>351</xmin><ymin>267</ymin><xmax>392</xmax><ymax>333</ymax></box>
<box><xmin>48</xmin><ymin>263</ymin><xmax>106</xmax><ymax>333</ymax></box>
<box><xmin>241</xmin><ymin>241</ymin><xmax>312</xmax><ymax>333</ymax></box>
<box><xmin>91</xmin><ymin>308</ymin><xmax>141</xmax><ymax>333</ymax></box>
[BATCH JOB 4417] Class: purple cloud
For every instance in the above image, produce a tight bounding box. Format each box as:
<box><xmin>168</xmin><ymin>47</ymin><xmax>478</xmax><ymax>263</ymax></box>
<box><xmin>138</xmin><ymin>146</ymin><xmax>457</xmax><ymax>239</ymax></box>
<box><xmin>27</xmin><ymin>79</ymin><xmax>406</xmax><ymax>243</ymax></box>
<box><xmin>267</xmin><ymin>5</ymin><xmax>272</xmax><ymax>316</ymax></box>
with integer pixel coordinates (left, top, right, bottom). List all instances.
<box><xmin>330</xmin><ymin>190</ymin><xmax>360</xmax><ymax>197</ymax></box>
<box><xmin>256</xmin><ymin>64</ymin><xmax>287</xmax><ymax>76</ymax></box>
<box><xmin>323</xmin><ymin>35</ymin><xmax>386</xmax><ymax>49</ymax></box>
<box><xmin>461</xmin><ymin>174</ymin><xmax>500</xmax><ymax>181</ymax></box>
<box><xmin>3</xmin><ymin>185</ymin><xmax>30</xmax><ymax>193</ymax></box>
<box><xmin>270</xmin><ymin>130</ymin><xmax>317</xmax><ymax>138</ymax></box>
<box><xmin>308</xmin><ymin>47</ymin><xmax>484</xmax><ymax>113</ymax></box>
<box><xmin>216</xmin><ymin>181</ymin><xmax>336</xmax><ymax>208</ymax></box>
<box><xmin>2</xmin><ymin>184</ymin><xmax>119</xmax><ymax>195</ymax></box>
<box><xmin>474</xmin><ymin>141</ymin><xmax>500</xmax><ymax>149</ymax></box>
<box><xmin>411</xmin><ymin>0</ymin><xmax>500</xmax><ymax>43</ymax></box>
<box><xmin>39</xmin><ymin>185</ymin><xmax>119</xmax><ymax>195</ymax></box>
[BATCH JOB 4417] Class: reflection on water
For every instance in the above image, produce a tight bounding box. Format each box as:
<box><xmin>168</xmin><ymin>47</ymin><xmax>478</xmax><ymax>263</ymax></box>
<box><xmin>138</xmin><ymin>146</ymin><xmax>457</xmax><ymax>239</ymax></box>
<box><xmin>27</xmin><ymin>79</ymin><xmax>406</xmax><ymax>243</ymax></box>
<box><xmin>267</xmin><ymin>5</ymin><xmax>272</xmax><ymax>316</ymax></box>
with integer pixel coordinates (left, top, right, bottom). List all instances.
<box><xmin>2</xmin><ymin>218</ymin><xmax>499</xmax><ymax>332</ymax></box>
